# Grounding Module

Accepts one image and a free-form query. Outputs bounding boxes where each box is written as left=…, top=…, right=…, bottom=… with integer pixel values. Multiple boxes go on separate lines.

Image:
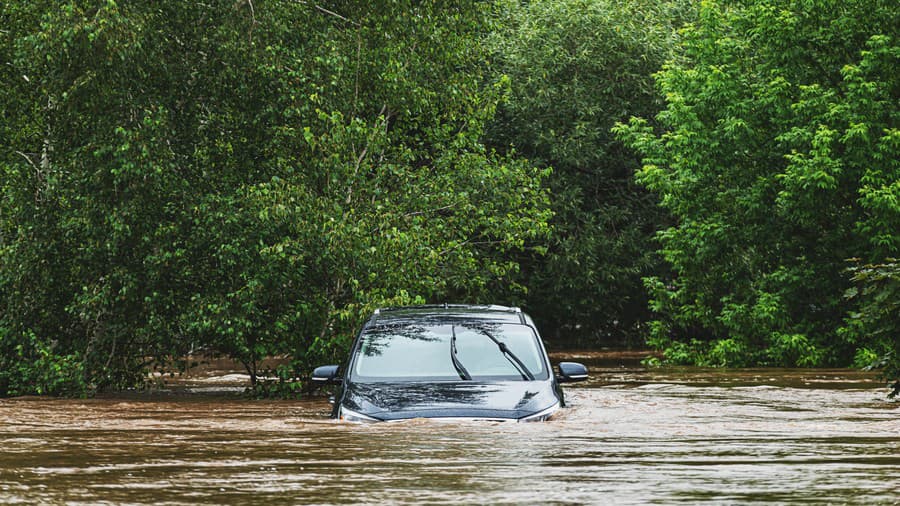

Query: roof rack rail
left=373, top=304, right=521, bottom=313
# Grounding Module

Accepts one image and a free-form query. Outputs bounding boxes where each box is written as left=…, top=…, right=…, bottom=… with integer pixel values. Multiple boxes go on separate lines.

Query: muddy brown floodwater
left=1, top=351, right=897, bottom=505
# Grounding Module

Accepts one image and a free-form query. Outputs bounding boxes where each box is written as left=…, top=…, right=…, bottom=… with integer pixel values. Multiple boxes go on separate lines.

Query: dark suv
left=312, top=305, right=588, bottom=422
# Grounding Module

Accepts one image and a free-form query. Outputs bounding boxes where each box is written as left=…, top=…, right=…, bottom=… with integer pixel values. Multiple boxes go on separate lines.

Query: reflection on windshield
left=453, top=326, right=540, bottom=379
left=352, top=323, right=547, bottom=381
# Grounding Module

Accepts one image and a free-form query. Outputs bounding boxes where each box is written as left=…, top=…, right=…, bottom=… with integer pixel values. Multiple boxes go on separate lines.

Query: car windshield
left=351, top=322, right=549, bottom=381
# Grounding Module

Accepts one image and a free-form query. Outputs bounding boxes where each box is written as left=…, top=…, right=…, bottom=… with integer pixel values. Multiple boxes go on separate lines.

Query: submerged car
left=312, top=305, right=588, bottom=422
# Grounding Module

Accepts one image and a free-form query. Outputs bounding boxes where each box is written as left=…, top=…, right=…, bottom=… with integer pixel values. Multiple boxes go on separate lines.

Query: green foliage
left=0, top=328, right=88, bottom=397
left=486, top=0, right=693, bottom=344
left=615, top=0, right=899, bottom=374
left=4, top=0, right=895, bottom=398
left=0, top=1, right=550, bottom=396
left=841, top=260, right=900, bottom=397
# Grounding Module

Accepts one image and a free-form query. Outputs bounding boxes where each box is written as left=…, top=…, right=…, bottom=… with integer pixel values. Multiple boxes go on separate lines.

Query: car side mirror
left=557, top=362, right=588, bottom=383
left=311, top=364, right=341, bottom=385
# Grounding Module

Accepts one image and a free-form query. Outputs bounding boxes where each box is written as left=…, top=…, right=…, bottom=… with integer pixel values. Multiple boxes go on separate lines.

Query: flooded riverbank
left=1, top=353, right=897, bottom=504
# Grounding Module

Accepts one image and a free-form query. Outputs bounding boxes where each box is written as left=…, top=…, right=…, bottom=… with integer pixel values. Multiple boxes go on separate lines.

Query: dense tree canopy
left=486, top=0, right=691, bottom=344
left=2, top=0, right=897, bottom=397
left=615, top=0, right=899, bottom=381
left=0, top=1, right=550, bottom=395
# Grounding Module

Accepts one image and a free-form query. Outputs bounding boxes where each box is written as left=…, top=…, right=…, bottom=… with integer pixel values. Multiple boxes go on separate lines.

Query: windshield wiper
left=480, top=330, right=535, bottom=381
left=450, top=325, right=472, bottom=380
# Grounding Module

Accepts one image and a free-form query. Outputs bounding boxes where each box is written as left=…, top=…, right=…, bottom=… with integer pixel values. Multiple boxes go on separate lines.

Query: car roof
left=370, top=304, right=529, bottom=325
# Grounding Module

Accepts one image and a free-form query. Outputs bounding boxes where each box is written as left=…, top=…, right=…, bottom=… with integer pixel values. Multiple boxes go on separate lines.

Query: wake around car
left=312, top=305, right=588, bottom=422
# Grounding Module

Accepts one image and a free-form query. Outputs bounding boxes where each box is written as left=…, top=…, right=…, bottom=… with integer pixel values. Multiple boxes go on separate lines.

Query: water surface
left=1, top=352, right=897, bottom=504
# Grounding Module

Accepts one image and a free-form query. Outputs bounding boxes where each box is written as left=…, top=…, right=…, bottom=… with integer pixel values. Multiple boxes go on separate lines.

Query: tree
left=486, top=0, right=692, bottom=345
left=615, top=0, right=899, bottom=373
left=0, top=1, right=550, bottom=396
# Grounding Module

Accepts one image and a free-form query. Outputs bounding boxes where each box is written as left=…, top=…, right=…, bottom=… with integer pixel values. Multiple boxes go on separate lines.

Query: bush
left=0, top=329, right=88, bottom=397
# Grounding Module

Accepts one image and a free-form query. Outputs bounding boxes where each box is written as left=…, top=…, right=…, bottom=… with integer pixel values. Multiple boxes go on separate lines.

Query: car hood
left=341, top=380, right=559, bottom=421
